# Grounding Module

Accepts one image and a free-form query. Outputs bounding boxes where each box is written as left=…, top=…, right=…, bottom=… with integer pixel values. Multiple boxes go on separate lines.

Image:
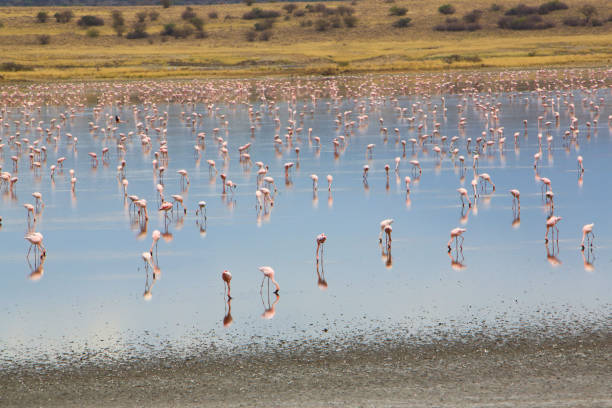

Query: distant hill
left=0, top=0, right=326, bottom=5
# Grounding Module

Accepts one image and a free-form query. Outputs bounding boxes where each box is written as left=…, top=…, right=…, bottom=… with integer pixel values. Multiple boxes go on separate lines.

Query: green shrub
left=161, top=0, right=171, bottom=8
left=283, top=4, right=298, bottom=14
left=538, top=0, right=568, bottom=14
left=0, top=62, right=34, bottom=71
left=149, top=11, right=160, bottom=21
left=259, top=30, right=272, bottom=41
left=38, top=34, right=51, bottom=44
left=463, top=9, right=483, bottom=23
left=77, top=15, right=104, bottom=27
left=498, top=15, right=554, bottom=29
left=343, top=15, right=358, bottom=27
left=392, top=17, right=412, bottom=27
left=54, top=10, right=74, bottom=23
left=505, top=4, right=538, bottom=16
left=245, top=29, right=257, bottom=41
left=208, top=11, right=218, bottom=19
left=254, top=18, right=274, bottom=31
left=389, top=6, right=407, bottom=16
left=438, top=4, right=456, bottom=15
left=36, top=11, right=48, bottom=23
left=126, top=21, right=148, bottom=39
left=136, top=12, right=148, bottom=23
left=243, top=8, right=281, bottom=20
left=181, top=7, right=196, bottom=21
left=314, top=18, right=330, bottom=31
left=86, top=28, right=99, bottom=38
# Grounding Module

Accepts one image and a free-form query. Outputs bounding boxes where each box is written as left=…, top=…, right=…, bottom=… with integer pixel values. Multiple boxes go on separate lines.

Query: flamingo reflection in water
left=261, top=292, right=280, bottom=320
left=447, top=247, right=466, bottom=271
left=581, top=247, right=595, bottom=273
left=545, top=241, right=561, bottom=267
left=142, top=251, right=162, bottom=300
left=223, top=297, right=234, bottom=327
left=315, top=234, right=328, bottom=290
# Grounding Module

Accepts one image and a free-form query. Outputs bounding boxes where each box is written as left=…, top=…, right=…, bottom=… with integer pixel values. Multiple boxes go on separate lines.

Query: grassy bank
left=0, top=0, right=610, bottom=80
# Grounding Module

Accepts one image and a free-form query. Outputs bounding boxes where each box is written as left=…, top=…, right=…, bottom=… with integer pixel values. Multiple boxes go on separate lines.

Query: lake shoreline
left=2, top=329, right=610, bottom=407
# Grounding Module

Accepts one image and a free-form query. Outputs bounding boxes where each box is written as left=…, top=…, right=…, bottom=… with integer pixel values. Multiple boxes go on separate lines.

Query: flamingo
left=316, top=233, right=326, bottom=260
left=378, top=219, right=393, bottom=243
left=457, top=188, right=471, bottom=207
left=222, top=269, right=232, bottom=299
left=447, top=227, right=466, bottom=251
left=25, top=232, right=46, bottom=259
left=580, top=223, right=594, bottom=250
left=545, top=216, right=562, bottom=243
left=258, top=266, right=280, bottom=294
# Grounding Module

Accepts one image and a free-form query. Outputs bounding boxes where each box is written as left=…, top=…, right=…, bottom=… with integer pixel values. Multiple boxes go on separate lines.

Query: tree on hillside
left=111, top=10, right=125, bottom=36
left=161, top=0, right=171, bottom=8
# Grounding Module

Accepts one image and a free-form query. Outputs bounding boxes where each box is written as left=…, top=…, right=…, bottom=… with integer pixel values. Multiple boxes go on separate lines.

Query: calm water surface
left=1, top=87, right=611, bottom=365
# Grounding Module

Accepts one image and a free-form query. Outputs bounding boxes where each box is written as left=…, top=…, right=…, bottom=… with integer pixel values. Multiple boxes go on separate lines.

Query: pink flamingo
left=577, top=156, right=584, bottom=173
left=222, top=269, right=232, bottom=299
left=580, top=223, right=594, bottom=250
left=409, top=160, right=421, bottom=175
left=457, top=187, right=471, bottom=207
left=327, top=174, right=333, bottom=191
left=25, top=232, right=46, bottom=259
left=545, top=215, right=562, bottom=243
left=509, top=189, right=520, bottom=209
left=150, top=229, right=161, bottom=256
left=379, top=219, right=393, bottom=242
left=316, top=233, right=326, bottom=260
left=447, top=227, right=466, bottom=252
left=258, top=266, right=280, bottom=294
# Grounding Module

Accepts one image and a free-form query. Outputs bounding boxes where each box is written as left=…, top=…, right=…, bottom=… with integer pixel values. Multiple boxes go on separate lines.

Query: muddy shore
left=2, top=328, right=610, bottom=408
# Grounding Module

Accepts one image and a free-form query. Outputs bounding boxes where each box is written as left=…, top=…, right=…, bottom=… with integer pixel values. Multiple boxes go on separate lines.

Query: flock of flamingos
left=0, top=69, right=608, bottom=317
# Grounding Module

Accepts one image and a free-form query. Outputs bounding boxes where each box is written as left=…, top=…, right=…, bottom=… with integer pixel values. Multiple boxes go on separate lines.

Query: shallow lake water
left=0, top=80, right=611, bottom=367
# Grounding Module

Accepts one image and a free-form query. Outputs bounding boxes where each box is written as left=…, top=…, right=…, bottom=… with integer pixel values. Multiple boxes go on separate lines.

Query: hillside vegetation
left=0, top=0, right=610, bottom=80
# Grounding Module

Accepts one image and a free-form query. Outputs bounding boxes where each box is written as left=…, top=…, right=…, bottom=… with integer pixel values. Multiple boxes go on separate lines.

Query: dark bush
left=0, top=62, right=34, bottom=71
left=283, top=4, right=298, bottom=14
left=77, top=15, right=104, bottom=27
left=254, top=18, right=274, bottom=31
left=54, top=10, right=74, bottom=23
left=505, top=4, right=538, bottom=16
left=208, top=11, right=218, bottom=19
left=343, top=15, right=358, bottom=27
left=562, top=16, right=583, bottom=26
left=161, top=0, right=171, bottom=8
left=463, top=9, right=483, bottom=23
left=438, top=4, right=456, bottom=15
left=126, top=21, right=148, bottom=39
left=591, top=18, right=603, bottom=26
left=314, top=18, right=330, bottom=31
left=294, top=10, right=305, bottom=17
left=36, top=11, right=48, bottom=23
left=538, top=0, right=568, bottom=14
left=334, top=6, right=355, bottom=16
left=160, top=23, right=192, bottom=38
left=389, top=6, right=407, bottom=16
left=299, top=19, right=313, bottom=27
left=259, top=30, right=272, bottom=41
left=38, top=34, right=50, bottom=44
left=136, top=12, right=147, bottom=23
left=435, top=18, right=481, bottom=31
left=190, top=16, right=204, bottom=31
left=245, top=30, right=257, bottom=41
left=181, top=7, right=196, bottom=21
left=244, top=0, right=254, bottom=5
left=498, top=14, right=554, bottom=29
left=490, top=4, right=503, bottom=11
left=329, top=16, right=342, bottom=28
left=243, top=8, right=280, bottom=20
left=392, top=17, right=412, bottom=27
left=149, top=11, right=160, bottom=21
left=442, top=54, right=482, bottom=63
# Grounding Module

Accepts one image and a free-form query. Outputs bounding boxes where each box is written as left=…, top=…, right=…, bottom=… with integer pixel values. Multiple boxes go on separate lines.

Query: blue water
left=0, top=84, right=610, bottom=364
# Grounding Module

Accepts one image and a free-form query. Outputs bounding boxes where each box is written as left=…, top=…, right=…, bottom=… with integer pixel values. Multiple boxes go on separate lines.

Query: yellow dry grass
left=0, top=0, right=610, bottom=80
